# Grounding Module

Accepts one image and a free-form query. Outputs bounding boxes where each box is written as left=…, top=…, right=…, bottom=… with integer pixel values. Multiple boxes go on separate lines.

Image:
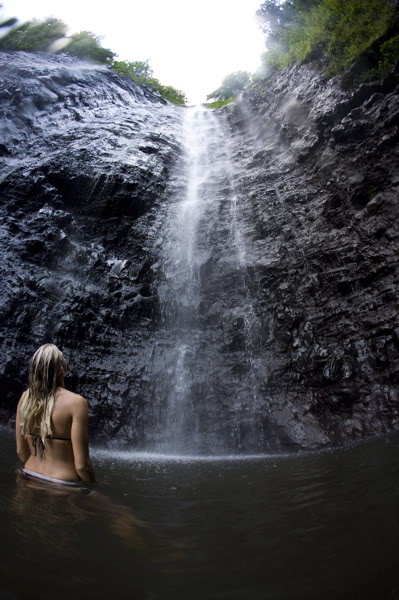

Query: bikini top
left=27, top=433, right=71, bottom=458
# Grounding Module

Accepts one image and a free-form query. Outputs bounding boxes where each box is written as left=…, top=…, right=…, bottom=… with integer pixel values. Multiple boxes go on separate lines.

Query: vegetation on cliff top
left=257, top=0, right=399, bottom=78
left=204, top=98, right=236, bottom=109
left=205, top=0, right=399, bottom=107
left=0, top=14, right=187, bottom=105
left=112, top=60, right=186, bottom=106
left=205, top=71, right=250, bottom=109
left=207, top=71, right=250, bottom=102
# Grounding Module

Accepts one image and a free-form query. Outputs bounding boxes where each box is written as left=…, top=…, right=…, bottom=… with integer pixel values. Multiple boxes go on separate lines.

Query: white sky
left=2, top=0, right=266, bottom=104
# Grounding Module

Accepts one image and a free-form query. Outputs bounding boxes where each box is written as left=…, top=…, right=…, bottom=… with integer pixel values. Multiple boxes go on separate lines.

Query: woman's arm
left=71, top=395, right=96, bottom=483
left=16, top=393, right=31, bottom=463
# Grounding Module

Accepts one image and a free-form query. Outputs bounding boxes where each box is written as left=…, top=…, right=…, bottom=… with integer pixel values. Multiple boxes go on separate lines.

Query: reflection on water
left=12, top=474, right=149, bottom=554
left=2, top=431, right=399, bottom=599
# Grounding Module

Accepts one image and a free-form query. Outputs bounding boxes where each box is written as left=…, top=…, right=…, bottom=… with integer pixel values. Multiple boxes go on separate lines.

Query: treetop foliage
left=257, top=0, right=399, bottom=77
left=204, top=97, right=236, bottom=109
left=207, top=71, right=250, bottom=101
left=112, top=60, right=153, bottom=79
left=64, top=31, right=115, bottom=64
left=0, top=17, right=68, bottom=52
left=112, top=59, right=187, bottom=105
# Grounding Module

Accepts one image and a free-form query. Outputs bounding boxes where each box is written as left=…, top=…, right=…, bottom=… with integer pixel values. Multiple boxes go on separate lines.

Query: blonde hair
left=19, top=344, right=66, bottom=442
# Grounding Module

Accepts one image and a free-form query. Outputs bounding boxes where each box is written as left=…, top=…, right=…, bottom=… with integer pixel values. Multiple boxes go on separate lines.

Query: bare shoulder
left=17, top=389, right=29, bottom=408
left=58, top=389, right=88, bottom=412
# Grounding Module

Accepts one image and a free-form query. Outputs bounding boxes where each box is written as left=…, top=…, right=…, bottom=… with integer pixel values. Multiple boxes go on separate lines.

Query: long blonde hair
left=19, top=344, right=66, bottom=442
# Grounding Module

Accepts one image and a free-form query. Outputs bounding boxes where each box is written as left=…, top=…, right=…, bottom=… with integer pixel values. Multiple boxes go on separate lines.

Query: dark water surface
left=2, top=430, right=399, bottom=600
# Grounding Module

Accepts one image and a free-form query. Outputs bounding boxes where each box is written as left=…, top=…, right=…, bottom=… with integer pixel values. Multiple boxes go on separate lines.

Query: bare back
left=17, top=387, right=95, bottom=483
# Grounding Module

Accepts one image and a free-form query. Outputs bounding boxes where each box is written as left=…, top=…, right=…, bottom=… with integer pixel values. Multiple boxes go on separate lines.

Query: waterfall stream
left=146, top=106, right=264, bottom=454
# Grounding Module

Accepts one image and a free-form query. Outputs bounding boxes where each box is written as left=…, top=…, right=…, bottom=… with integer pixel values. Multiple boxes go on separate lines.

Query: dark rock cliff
left=225, top=59, right=399, bottom=447
left=1, top=51, right=398, bottom=451
left=0, top=52, right=183, bottom=441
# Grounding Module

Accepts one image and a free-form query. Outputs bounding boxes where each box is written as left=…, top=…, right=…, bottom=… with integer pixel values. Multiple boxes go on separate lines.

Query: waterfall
left=146, top=105, right=264, bottom=454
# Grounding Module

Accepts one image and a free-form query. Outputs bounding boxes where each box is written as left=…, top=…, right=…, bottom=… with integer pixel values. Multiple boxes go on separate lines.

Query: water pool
left=2, top=431, right=399, bottom=599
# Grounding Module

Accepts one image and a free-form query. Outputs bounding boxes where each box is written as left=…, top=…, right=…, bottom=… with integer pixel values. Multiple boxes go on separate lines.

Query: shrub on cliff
left=0, top=17, right=68, bottom=52
left=157, top=84, right=187, bottom=106
left=207, top=71, right=250, bottom=101
left=112, top=59, right=152, bottom=79
left=111, top=59, right=187, bottom=105
left=0, top=17, right=115, bottom=63
left=374, top=34, right=399, bottom=77
left=258, top=0, right=398, bottom=76
left=63, top=31, right=115, bottom=64
left=205, top=98, right=236, bottom=109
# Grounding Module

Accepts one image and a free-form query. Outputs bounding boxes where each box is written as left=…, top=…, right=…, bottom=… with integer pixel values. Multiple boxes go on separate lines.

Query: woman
left=16, top=343, right=96, bottom=486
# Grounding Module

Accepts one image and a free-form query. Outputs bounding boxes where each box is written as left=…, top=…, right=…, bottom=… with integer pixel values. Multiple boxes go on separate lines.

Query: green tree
left=0, top=18, right=114, bottom=64
left=0, top=17, right=67, bottom=51
left=257, top=0, right=321, bottom=47
left=156, top=84, right=187, bottom=105
left=111, top=59, right=187, bottom=105
left=112, top=59, right=153, bottom=80
left=258, top=0, right=397, bottom=75
left=64, top=31, right=115, bottom=63
left=375, top=34, right=399, bottom=76
left=207, top=71, right=251, bottom=101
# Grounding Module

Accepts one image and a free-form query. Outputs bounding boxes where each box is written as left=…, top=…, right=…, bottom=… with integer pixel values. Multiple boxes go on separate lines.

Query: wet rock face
left=2, top=51, right=399, bottom=451
left=0, top=52, right=182, bottom=440
left=224, top=60, right=399, bottom=447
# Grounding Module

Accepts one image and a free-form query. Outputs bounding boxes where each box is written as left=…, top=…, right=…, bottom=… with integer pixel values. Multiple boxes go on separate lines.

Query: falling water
left=148, top=105, right=263, bottom=454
